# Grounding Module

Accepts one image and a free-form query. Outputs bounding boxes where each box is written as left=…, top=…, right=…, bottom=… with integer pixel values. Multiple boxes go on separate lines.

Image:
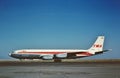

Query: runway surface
left=0, top=60, right=120, bottom=78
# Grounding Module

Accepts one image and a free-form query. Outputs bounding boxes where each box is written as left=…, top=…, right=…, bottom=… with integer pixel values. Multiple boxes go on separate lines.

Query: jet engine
left=56, top=53, right=67, bottom=58
left=42, top=55, right=53, bottom=60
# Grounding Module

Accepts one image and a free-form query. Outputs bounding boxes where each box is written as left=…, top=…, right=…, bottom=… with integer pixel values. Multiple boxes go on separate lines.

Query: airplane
left=9, top=36, right=109, bottom=62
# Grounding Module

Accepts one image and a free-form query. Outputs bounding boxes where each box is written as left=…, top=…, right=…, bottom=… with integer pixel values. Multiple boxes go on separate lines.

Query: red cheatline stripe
left=18, top=51, right=92, bottom=56
left=18, top=52, right=66, bottom=54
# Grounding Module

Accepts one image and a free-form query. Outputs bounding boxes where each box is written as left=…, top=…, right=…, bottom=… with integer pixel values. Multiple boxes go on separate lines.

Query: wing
left=67, top=51, right=93, bottom=59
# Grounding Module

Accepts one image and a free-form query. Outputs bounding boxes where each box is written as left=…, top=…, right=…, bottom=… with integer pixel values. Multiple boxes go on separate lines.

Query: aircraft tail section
left=89, top=36, right=105, bottom=53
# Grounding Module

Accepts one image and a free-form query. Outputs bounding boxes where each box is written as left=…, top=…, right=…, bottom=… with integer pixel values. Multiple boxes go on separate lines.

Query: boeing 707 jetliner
left=9, top=36, right=109, bottom=62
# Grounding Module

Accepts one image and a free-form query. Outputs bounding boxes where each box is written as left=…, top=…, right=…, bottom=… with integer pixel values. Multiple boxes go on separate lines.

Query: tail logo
left=93, top=44, right=102, bottom=48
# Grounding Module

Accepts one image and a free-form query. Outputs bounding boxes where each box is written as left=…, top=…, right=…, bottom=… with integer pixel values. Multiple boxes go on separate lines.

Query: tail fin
left=89, top=36, right=105, bottom=52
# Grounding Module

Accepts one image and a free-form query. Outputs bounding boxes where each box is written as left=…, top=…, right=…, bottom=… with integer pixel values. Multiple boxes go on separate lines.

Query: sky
left=0, top=0, right=120, bottom=59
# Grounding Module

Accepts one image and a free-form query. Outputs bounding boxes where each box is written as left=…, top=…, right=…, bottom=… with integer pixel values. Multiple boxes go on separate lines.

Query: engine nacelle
left=42, top=55, right=53, bottom=60
left=56, top=53, right=67, bottom=58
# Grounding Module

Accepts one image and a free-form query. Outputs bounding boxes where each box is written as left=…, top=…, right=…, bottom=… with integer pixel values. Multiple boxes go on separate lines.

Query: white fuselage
left=9, top=49, right=92, bottom=60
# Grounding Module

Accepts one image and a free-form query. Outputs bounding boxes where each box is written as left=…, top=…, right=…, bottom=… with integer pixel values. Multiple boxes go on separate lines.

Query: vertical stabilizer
left=89, top=36, right=104, bottom=52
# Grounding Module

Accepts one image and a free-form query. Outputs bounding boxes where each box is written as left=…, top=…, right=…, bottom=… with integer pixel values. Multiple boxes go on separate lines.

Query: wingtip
left=108, top=49, right=112, bottom=51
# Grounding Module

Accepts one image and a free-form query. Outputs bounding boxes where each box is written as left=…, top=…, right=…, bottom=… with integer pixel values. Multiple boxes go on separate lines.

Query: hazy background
left=0, top=0, right=120, bottom=59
